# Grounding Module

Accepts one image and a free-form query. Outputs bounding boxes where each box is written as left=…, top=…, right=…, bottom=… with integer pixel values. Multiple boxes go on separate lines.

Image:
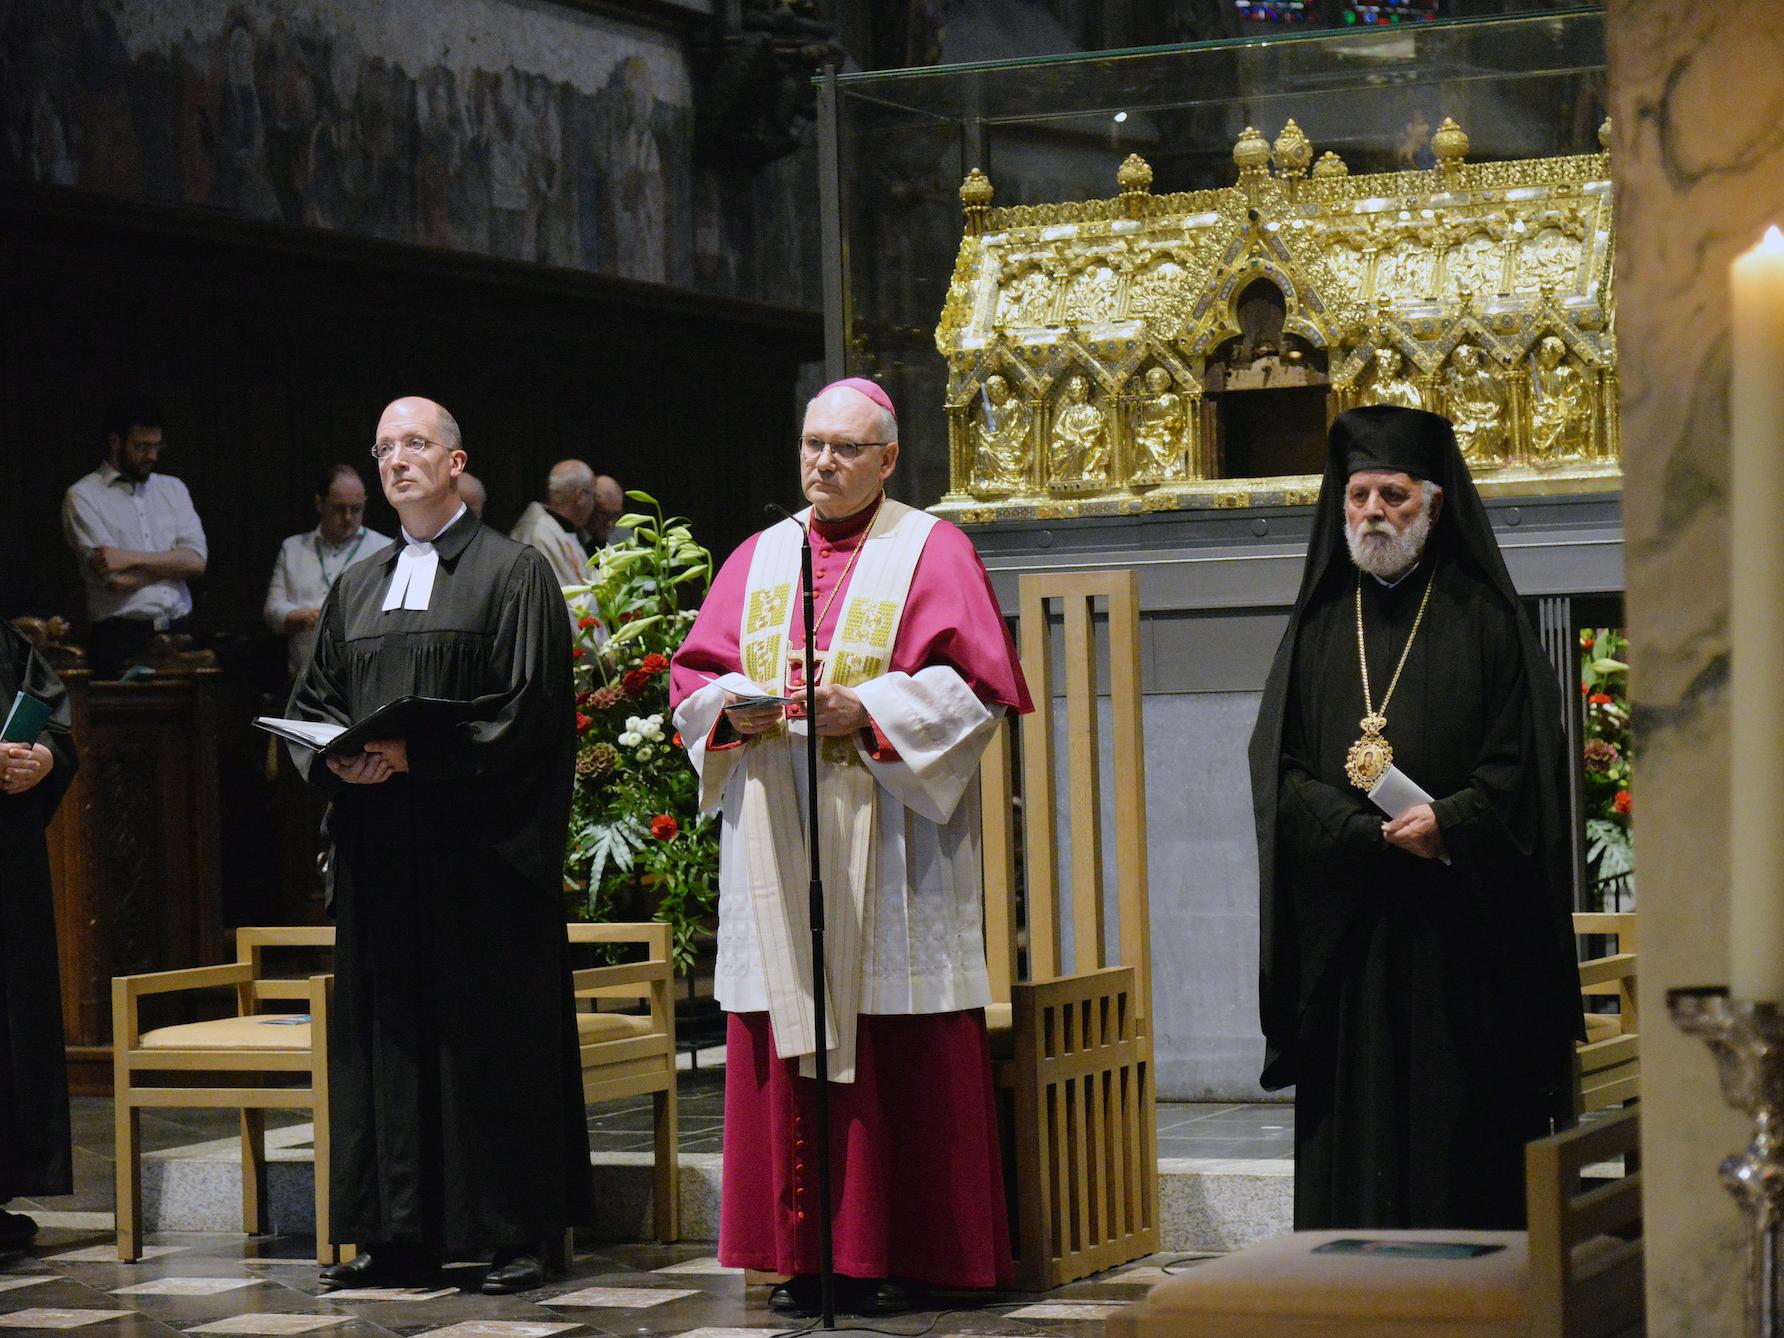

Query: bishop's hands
left=326, top=739, right=409, bottom=785
left=1382, top=802, right=1447, bottom=861
left=722, top=685, right=871, bottom=739
left=0, top=742, right=52, bottom=795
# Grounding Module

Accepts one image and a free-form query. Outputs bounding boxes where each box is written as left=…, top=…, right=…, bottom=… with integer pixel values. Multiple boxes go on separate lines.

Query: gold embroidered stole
left=733, top=499, right=936, bottom=1081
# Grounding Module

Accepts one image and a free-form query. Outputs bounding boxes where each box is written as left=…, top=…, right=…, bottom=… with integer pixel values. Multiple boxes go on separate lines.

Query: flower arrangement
left=562, top=492, right=718, bottom=971
left=1579, top=627, right=1633, bottom=906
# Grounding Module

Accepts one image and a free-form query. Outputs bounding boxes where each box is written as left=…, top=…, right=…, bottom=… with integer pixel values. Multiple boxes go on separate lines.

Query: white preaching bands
left=381, top=503, right=467, bottom=613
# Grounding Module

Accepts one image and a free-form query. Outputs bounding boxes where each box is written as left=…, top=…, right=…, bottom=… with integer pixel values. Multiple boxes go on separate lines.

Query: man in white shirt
left=509, top=460, right=596, bottom=587
left=61, top=397, right=209, bottom=678
left=264, top=464, right=393, bottom=678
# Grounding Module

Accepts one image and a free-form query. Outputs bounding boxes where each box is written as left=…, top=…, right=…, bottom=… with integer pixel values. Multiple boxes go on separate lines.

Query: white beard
left=1346, top=494, right=1436, bottom=581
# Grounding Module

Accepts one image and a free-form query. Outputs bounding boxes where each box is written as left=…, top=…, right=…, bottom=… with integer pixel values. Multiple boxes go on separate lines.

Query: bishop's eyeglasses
left=371, top=435, right=448, bottom=461
left=798, top=437, right=888, bottom=463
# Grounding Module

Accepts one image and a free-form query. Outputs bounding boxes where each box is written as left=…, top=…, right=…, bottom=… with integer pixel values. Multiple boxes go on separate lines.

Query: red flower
left=571, top=647, right=585, bottom=659
left=1580, top=681, right=1590, bottom=696
left=1588, top=692, right=1614, bottom=707
left=577, top=615, right=600, bottom=630
left=622, top=667, right=653, bottom=697
left=1580, top=631, right=1595, bottom=650
left=672, top=731, right=683, bottom=749
left=1613, top=790, right=1632, bottom=817
left=640, top=652, right=670, bottom=675
left=650, top=814, right=679, bottom=841
left=575, top=689, right=595, bottom=708
left=575, top=712, right=593, bottom=734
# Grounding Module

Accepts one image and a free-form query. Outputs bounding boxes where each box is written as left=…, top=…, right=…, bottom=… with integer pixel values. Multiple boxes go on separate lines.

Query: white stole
left=734, top=499, right=936, bottom=1081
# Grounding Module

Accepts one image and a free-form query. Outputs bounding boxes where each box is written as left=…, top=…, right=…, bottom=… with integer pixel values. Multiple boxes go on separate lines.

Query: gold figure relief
left=1324, top=243, right=1367, bottom=297
left=1443, top=343, right=1510, bottom=467
left=744, top=585, right=790, bottom=636
left=1062, top=265, right=1120, bottom=326
left=1130, top=367, right=1191, bottom=482
left=839, top=598, right=901, bottom=651
left=1374, top=241, right=1436, bottom=301
left=1125, top=262, right=1195, bottom=325
left=1444, top=231, right=1503, bottom=299
left=1362, top=348, right=1423, bottom=409
left=1048, top=375, right=1111, bottom=489
left=971, top=374, right=1035, bottom=495
left=997, top=269, right=1057, bottom=328
left=1516, top=227, right=1584, bottom=293
left=1527, top=334, right=1592, bottom=464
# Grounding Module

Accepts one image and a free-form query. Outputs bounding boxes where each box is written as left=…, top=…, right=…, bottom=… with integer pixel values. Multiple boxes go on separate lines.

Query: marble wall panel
left=1606, top=2, right=1784, bottom=1330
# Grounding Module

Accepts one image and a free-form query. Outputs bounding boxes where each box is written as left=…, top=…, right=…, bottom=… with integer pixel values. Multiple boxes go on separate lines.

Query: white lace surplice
left=674, top=664, right=1001, bottom=1016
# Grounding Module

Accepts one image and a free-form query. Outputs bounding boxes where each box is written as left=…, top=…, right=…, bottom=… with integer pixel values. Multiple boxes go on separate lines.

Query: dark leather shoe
left=0, top=1210, right=38, bottom=1248
left=318, top=1248, right=434, bottom=1289
left=849, top=1278, right=919, bottom=1315
left=768, top=1275, right=821, bottom=1317
left=481, top=1251, right=545, bottom=1295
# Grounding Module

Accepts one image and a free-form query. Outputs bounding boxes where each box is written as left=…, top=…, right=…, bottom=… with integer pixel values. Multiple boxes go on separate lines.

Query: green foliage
left=1579, top=627, right=1634, bottom=905
left=561, top=492, right=718, bottom=972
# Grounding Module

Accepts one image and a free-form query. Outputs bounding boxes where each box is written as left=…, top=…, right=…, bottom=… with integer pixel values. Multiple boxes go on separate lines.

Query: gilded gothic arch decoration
left=935, top=117, right=1618, bottom=523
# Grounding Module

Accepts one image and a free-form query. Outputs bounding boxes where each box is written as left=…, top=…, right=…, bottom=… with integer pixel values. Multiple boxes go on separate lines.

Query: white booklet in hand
left=254, top=717, right=346, bottom=750
left=1367, top=764, right=1452, bottom=866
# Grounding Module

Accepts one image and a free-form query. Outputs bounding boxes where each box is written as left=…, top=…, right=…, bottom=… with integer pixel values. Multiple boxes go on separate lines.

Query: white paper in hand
left=1367, top=764, right=1452, bottom=865
left=254, top=716, right=346, bottom=750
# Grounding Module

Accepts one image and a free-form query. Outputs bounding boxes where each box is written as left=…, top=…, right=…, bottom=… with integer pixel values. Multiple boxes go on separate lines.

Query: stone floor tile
left=1003, top=1300, right=1129, bottom=1320
left=185, top=1317, right=352, bottom=1334
left=112, top=1277, right=271, bottom=1296
left=540, top=1285, right=699, bottom=1308
left=0, top=1307, right=140, bottom=1328
left=411, top=1324, right=581, bottom=1337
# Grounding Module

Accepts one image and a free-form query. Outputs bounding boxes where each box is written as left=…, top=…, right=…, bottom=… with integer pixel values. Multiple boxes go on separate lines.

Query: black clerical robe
left=1275, top=558, right=1575, bottom=1231
left=0, top=624, right=77, bottom=1202
left=289, top=512, right=593, bottom=1253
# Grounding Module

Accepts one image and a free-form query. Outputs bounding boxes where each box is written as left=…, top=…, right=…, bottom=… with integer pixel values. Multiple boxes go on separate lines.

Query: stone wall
left=1607, top=2, right=1784, bottom=1330
left=0, top=0, right=819, bottom=306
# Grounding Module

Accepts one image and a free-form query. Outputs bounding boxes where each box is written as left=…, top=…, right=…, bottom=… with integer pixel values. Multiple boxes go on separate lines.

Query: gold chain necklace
left=1344, top=563, right=1438, bottom=790
left=800, top=492, right=884, bottom=652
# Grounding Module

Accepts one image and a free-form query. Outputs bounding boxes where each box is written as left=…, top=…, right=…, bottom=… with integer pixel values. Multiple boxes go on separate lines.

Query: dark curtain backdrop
left=1, top=184, right=822, bottom=639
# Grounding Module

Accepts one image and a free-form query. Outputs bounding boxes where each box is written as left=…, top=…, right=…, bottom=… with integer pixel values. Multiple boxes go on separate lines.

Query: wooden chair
left=113, top=926, right=337, bottom=1263
left=1109, top=1107, right=1644, bottom=1338
left=982, top=569, right=1158, bottom=1291
left=1574, top=912, right=1638, bottom=1113
left=567, top=921, right=680, bottom=1242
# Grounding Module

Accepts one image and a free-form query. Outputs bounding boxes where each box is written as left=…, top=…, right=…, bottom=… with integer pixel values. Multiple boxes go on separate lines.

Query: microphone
left=764, top=501, right=807, bottom=532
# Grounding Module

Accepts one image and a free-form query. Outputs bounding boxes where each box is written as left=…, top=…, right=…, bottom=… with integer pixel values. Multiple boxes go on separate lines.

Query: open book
left=255, top=695, right=474, bottom=758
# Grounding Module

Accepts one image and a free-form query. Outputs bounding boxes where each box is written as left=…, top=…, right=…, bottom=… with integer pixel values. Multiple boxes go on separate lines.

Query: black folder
left=254, top=695, right=476, bottom=758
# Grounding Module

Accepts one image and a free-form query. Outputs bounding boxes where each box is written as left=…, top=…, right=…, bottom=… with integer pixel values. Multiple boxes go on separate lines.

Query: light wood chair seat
left=575, top=1011, right=655, bottom=1044
left=1110, top=1108, right=1643, bottom=1338
left=139, top=1016, right=313, bottom=1050
left=1573, top=913, right=1638, bottom=1114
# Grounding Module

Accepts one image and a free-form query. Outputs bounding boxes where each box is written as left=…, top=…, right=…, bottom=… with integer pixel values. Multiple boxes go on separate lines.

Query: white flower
left=640, top=720, right=664, bottom=742
left=625, top=715, right=644, bottom=732
left=618, top=731, right=640, bottom=748
left=647, top=713, right=663, bottom=727
left=636, top=745, right=654, bottom=760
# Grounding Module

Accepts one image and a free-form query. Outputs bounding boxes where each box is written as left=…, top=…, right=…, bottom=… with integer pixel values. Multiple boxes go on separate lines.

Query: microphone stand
left=766, top=503, right=836, bottom=1329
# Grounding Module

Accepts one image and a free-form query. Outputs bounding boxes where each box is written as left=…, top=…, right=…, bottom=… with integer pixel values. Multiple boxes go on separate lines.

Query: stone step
left=133, top=1129, right=1292, bottom=1253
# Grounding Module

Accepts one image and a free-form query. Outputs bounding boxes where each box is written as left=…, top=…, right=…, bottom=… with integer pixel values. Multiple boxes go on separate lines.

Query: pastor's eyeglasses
left=370, top=436, right=448, bottom=461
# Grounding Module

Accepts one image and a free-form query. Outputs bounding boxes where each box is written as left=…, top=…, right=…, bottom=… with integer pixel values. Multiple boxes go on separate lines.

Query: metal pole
left=817, top=64, right=847, bottom=384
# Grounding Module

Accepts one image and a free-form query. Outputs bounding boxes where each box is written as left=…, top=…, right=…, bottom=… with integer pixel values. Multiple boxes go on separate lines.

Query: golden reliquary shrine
left=932, top=116, right=1617, bottom=523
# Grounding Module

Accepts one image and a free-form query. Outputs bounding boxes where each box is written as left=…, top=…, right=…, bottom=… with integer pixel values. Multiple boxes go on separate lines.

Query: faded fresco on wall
left=0, top=0, right=819, bottom=306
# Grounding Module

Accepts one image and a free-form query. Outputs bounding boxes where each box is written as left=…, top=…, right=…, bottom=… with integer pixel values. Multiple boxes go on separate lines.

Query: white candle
left=1730, top=224, right=1784, bottom=1000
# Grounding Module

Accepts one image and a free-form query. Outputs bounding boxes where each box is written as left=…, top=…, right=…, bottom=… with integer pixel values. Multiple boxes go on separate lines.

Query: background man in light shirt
left=264, top=463, right=393, bottom=678
left=61, top=395, right=209, bottom=678
left=510, top=459, right=597, bottom=587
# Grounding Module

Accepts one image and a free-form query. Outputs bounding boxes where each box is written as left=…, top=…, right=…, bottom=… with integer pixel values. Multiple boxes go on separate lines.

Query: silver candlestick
left=1668, top=986, right=1784, bottom=1338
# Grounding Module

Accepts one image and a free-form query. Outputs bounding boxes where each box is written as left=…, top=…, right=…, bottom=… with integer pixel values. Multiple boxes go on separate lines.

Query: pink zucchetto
left=821, top=377, right=896, bottom=421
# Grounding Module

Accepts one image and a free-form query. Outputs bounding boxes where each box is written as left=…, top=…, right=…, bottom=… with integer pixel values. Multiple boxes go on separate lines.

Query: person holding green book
left=0, top=621, right=79, bottom=1247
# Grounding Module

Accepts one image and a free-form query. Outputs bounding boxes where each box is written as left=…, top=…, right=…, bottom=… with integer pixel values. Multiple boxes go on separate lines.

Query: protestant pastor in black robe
left=1247, top=406, right=1582, bottom=1231
left=0, top=623, right=78, bottom=1210
left=289, top=509, right=594, bottom=1254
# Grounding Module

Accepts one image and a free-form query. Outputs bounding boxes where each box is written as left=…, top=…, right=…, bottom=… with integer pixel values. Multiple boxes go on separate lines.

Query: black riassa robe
left=288, top=511, right=594, bottom=1253
left=0, top=623, right=78, bottom=1203
left=1275, top=558, right=1575, bottom=1230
